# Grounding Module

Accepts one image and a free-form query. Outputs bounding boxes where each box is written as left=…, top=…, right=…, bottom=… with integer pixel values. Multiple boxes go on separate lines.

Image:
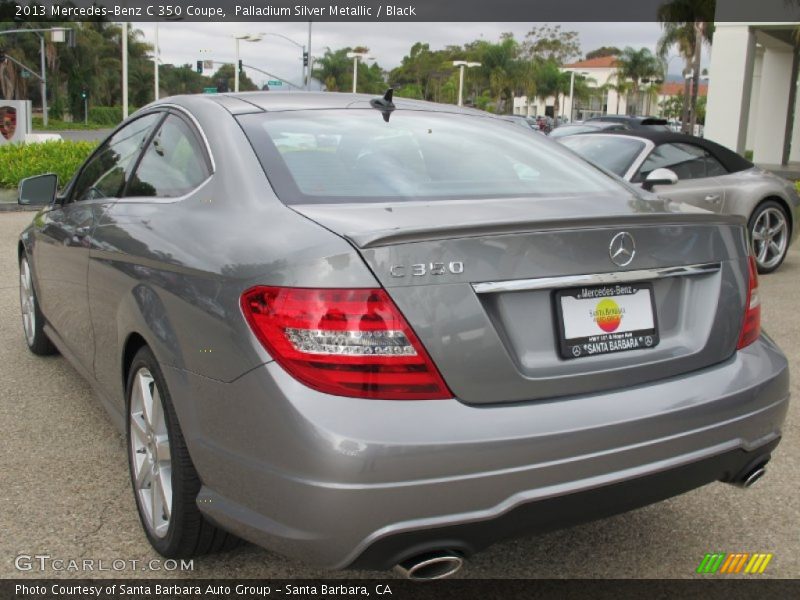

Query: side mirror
left=18, top=174, right=58, bottom=206
left=642, top=168, right=678, bottom=191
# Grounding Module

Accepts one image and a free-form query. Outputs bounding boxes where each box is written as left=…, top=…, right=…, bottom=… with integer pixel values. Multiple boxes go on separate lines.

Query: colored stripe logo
left=697, top=553, right=773, bottom=574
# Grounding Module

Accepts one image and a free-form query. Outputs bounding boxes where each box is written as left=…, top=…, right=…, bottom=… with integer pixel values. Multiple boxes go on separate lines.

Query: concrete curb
left=0, top=204, right=37, bottom=212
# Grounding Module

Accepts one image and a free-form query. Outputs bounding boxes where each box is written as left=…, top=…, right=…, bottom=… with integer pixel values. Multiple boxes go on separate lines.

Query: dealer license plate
left=555, top=283, right=659, bottom=360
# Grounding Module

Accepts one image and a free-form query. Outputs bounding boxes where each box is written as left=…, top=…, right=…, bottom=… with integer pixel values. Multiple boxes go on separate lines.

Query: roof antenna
left=370, top=88, right=395, bottom=122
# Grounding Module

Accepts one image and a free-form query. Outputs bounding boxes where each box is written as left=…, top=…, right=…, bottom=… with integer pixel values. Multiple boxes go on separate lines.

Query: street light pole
left=233, top=34, right=264, bottom=93
left=301, top=44, right=306, bottom=91
left=39, top=34, right=47, bottom=127
left=122, top=22, right=128, bottom=119
left=306, top=21, right=312, bottom=90
left=234, top=36, right=240, bottom=93
left=452, top=61, right=481, bottom=107
left=154, top=23, right=159, bottom=101
left=568, top=70, right=575, bottom=123
left=346, top=51, right=370, bottom=93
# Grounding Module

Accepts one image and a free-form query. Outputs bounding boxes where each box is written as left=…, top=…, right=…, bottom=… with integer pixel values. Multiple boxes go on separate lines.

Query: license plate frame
left=554, top=282, right=660, bottom=360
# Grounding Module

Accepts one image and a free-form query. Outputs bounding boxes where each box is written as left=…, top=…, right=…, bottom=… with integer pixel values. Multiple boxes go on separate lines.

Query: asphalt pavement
left=1, top=210, right=798, bottom=579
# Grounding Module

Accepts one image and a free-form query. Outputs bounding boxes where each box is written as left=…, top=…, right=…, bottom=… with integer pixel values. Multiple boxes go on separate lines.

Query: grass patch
left=32, top=117, right=111, bottom=131
left=796, top=181, right=800, bottom=194
left=0, top=141, right=97, bottom=188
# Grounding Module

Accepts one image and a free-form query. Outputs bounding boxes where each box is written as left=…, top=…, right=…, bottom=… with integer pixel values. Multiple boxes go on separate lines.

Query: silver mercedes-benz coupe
left=17, top=92, right=789, bottom=580
left=558, top=131, right=800, bottom=274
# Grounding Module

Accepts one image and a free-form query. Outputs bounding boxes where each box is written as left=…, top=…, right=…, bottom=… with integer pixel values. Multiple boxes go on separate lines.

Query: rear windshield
left=560, top=135, right=646, bottom=177
left=238, top=109, right=624, bottom=204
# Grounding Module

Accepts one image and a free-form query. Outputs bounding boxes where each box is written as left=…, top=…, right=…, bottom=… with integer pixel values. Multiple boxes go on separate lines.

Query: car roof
left=598, top=130, right=755, bottom=173
left=587, top=115, right=666, bottom=124
left=152, top=91, right=493, bottom=118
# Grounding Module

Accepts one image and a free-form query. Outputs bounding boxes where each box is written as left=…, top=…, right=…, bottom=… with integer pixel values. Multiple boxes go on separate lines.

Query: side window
left=635, top=143, right=727, bottom=182
left=125, top=115, right=211, bottom=198
left=703, top=152, right=729, bottom=177
left=69, top=113, right=161, bottom=203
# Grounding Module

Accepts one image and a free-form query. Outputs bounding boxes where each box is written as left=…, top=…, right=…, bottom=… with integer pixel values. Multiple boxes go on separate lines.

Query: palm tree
left=615, top=47, right=664, bottom=115
left=477, top=36, right=519, bottom=113
left=657, top=0, right=715, bottom=133
left=601, top=78, right=631, bottom=115
left=532, top=60, right=564, bottom=120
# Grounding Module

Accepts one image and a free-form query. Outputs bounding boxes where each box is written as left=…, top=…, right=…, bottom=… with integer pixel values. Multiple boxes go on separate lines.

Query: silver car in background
left=559, top=131, right=800, bottom=273
left=17, top=93, right=789, bottom=579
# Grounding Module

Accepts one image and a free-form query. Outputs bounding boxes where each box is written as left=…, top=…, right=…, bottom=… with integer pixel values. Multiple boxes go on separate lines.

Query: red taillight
left=241, top=287, right=452, bottom=400
left=737, top=255, right=761, bottom=349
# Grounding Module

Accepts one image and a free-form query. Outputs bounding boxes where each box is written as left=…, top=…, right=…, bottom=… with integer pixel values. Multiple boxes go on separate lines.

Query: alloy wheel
left=129, top=367, right=173, bottom=538
left=751, top=207, right=788, bottom=272
left=19, top=259, right=35, bottom=347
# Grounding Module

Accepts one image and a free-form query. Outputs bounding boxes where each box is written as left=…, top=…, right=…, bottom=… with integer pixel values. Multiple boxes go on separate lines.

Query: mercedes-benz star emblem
left=609, top=232, right=636, bottom=267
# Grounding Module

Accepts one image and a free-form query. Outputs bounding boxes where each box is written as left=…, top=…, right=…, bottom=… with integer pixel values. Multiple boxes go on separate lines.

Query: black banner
left=3, top=579, right=800, bottom=600
left=1, top=0, right=800, bottom=22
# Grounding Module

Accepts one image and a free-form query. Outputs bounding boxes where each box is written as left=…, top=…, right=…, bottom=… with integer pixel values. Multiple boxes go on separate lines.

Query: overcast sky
left=137, top=21, right=705, bottom=88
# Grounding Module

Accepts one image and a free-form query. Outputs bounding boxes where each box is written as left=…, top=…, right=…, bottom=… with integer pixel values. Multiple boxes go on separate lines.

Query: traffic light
left=238, top=59, right=243, bottom=72
left=80, top=89, right=88, bottom=100
left=196, top=60, right=203, bottom=74
left=303, top=52, right=309, bottom=67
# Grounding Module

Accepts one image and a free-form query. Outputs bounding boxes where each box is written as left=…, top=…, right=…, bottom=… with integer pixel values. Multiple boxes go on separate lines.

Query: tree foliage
left=657, top=0, right=715, bottom=131
left=0, top=21, right=258, bottom=121
left=389, top=27, right=584, bottom=114
left=585, top=46, right=622, bottom=60
left=312, top=46, right=386, bottom=94
left=614, top=47, right=664, bottom=115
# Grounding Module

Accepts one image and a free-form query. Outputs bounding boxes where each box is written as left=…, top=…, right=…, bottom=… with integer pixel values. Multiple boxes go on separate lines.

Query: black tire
left=19, top=255, right=58, bottom=356
left=748, top=200, right=790, bottom=274
left=126, top=346, right=241, bottom=557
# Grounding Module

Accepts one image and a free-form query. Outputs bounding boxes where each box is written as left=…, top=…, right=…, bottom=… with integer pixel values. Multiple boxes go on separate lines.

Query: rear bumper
left=349, top=437, right=780, bottom=570
left=162, top=334, right=789, bottom=570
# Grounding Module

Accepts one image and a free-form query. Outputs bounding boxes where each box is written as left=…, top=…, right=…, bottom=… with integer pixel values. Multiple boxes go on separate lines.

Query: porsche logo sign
left=0, top=106, right=17, bottom=141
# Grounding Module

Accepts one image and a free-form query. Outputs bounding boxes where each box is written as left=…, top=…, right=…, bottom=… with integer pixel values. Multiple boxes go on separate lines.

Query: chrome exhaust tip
left=393, top=551, right=464, bottom=580
left=738, top=465, right=767, bottom=488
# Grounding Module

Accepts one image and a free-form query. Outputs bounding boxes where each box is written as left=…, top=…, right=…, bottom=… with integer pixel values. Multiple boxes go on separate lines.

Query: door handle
left=704, top=194, right=721, bottom=203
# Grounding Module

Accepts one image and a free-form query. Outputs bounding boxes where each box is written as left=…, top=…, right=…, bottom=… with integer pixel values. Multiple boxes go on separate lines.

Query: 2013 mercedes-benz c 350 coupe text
left=17, top=91, right=789, bottom=580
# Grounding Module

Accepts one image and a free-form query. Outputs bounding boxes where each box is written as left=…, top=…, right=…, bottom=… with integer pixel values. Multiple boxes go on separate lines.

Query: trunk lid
left=292, top=195, right=751, bottom=404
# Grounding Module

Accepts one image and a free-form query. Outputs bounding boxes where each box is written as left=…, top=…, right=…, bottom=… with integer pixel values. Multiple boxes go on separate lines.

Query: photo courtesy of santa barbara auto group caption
left=1, top=0, right=799, bottom=599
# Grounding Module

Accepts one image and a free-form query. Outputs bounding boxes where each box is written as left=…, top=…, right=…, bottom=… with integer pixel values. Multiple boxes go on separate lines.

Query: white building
left=705, top=20, right=799, bottom=170
left=513, top=56, right=701, bottom=122
left=513, top=56, right=629, bottom=120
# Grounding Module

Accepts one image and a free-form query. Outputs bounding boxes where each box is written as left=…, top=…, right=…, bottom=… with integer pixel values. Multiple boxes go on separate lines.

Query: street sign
left=268, top=80, right=283, bottom=86
left=203, top=87, right=218, bottom=94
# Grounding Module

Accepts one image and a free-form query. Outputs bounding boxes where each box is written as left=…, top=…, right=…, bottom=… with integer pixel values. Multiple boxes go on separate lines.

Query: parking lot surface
left=1, top=209, right=798, bottom=579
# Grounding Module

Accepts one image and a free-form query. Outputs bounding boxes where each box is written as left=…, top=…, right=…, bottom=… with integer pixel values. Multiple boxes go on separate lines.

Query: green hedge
left=0, top=141, right=97, bottom=188
left=32, top=117, right=110, bottom=131
left=87, top=106, right=137, bottom=126
left=88, top=106, right=123, bottom=126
